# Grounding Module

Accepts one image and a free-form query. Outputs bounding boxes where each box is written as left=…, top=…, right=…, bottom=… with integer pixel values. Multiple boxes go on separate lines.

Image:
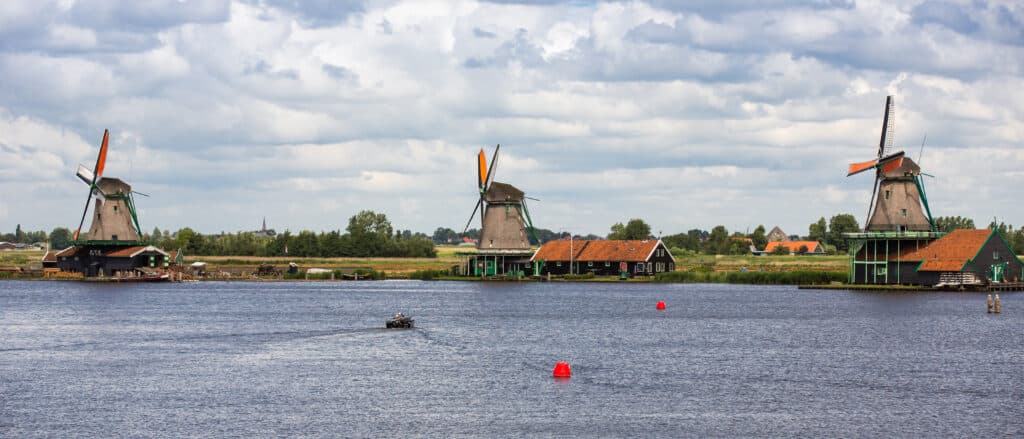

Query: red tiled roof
left=531, top=240, right=578, bottom=261
left=765, top=241, right=823, bottom=253
left=105, top=246, right=147, bottom=257
left=903, top=229, right=992, bottom=272
left=55, top=246, right=81, bottom=258
left=532, top=240, right=669, bottom=262
left=577, top=240, right=663, bottom=262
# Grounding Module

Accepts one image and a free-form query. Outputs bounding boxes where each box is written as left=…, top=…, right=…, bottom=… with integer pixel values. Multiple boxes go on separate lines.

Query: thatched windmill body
left=460, top=145, right=539, bottom=276
left=846, top=96, right=936, bottom=233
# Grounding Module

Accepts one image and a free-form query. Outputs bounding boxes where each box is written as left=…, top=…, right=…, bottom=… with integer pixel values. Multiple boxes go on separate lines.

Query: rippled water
left=1, top=280, right=1021, bottom=437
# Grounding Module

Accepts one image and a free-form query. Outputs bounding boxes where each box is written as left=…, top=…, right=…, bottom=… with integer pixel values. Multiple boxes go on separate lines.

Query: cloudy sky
left=1, top=0, right=1022, bottom=237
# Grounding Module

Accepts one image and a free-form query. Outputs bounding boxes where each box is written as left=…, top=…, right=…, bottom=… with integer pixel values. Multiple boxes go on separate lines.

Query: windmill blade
left=76, top=164, right=95, bottom=185
left=482, top=144, right=500, bottom=191
left=94, top=129, right=109, bottom=178
left=525, top=196, right=540, bottom=201
left=477, top=149, right=487, bottom=190
left=917, top=133, right=927, bottom=164
left=877, top=96, right=895, bottom=160
left=132, top=191, right=150, bottom=197
left=865, top=176, right=880, bottom=228
left=847, top=159, right=878, bottom=176
left=72, top=130, right=110, bottom=241
left=72, top=191, right=94, bottom=241
left=462, top=199, right=482, bottom=234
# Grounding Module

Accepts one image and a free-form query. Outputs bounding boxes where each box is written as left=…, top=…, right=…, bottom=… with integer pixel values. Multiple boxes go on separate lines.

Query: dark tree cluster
left=152, top=210, right=436, bottom=258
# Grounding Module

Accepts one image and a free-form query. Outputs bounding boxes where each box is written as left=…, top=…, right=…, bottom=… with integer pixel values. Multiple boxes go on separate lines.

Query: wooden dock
left=987, top=282, right=1024, bottom=292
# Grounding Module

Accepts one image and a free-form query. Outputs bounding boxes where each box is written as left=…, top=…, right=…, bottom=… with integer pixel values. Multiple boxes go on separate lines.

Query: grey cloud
left=473, top=27, right=497, bottom=39
left=322, top=63, right=357, bottom=81
left=912, top=1, right=980, bottom=34
left=249, top=0, right=365, bottom=27
left=68, top=0, right=231, bottom=31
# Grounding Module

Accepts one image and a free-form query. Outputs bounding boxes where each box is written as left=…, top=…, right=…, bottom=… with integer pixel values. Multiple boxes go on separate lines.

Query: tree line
left=9, top=213, right=1024, bottom=258
left=11, top=211, right=436, bottom=258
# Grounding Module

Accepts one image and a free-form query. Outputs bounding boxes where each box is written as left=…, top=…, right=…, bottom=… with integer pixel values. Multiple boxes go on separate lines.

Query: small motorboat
left=386, top=313, right=414, bottom=329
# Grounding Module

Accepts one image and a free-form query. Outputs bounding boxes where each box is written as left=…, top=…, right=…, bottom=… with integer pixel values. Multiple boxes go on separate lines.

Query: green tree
left=808, top=217, right=827, bottom=244
left=152, top=227, right=163, bottom=244
left=771, top=244, right=791, bottom=255
left=346, top=210, right=394, bottom=257
left=704, top=225, right=730, bottom=254
left=608, top=218, right=652, bottom=240
left=749, top=225, right=768, bottom=250
left=14, top=224, right=24, bottom=243
left=49, top=227, right=72, bottom=250
left=432, top=227, right=458, bottom=244
left=934, top=216, right=975, bottom=233
left=827, top=214, right=860, bottom=252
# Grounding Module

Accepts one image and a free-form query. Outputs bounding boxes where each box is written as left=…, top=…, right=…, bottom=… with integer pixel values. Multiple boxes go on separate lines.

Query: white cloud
left=0, top=0, right=1020, bottom=237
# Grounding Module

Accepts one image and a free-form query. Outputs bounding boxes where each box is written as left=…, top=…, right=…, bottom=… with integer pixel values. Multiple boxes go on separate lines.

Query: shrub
left=409, top=269, right=450, bottom=280
left=654, top=270, right=846, bottom=285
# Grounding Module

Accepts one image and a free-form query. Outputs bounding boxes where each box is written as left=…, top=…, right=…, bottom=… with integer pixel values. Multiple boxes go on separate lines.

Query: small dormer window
left=885, top=190, right=891, bottom=200
left=112, top=235, right=118, bottom=241
left=993, top=251, right=1000, bottom=260
left=901, top=209, right=907, bottom=217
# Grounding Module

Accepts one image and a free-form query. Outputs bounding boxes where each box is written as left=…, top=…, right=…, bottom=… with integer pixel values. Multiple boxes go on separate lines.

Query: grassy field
left=0, top=250, right=46, bottom=267
left=181, top=245, right=476, bottom=275
left=673, top=254, right=850, bottom=272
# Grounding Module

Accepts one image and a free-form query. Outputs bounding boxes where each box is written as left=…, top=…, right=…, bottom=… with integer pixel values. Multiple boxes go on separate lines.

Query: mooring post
left=988, top=294, right=994, bottom=313
left=994, top=294, right=1002, bottom=314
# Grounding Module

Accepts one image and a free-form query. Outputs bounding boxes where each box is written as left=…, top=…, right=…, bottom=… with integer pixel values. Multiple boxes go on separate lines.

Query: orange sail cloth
left=847, top=159, right=877, bottom=176
left=880, top=157, right=904, bottom=174
left=477, top=149, right=488, bottom=188
left=95, top=129, right=109, bottom=178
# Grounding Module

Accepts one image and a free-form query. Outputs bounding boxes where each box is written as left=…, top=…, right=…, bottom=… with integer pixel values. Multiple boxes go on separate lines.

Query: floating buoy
left=553, top=362, right=571, bottom=378
left=656, top=301, right=666, bottom=310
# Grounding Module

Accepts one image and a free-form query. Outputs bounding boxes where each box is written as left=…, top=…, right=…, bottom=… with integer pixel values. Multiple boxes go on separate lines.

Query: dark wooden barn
left=851, top=229, right=1023, bottom=286
left=531, top=239, right=675, bottom=277
left=54, top=245, right=171, bottom=277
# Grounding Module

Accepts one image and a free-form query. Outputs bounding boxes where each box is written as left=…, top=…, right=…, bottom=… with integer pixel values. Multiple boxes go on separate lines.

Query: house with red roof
left=853, top=228, right=1023, bottom=286
left=531, top=239, right=675, bottom=277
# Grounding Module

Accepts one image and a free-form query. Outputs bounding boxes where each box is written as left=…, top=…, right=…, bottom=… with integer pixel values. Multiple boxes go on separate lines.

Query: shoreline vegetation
left=0, top=245, right=983, bottom=289
left=4, top=246, right=853, bottom=285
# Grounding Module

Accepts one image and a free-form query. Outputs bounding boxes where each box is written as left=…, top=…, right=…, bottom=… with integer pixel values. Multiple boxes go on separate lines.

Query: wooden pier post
left=994, top=294, right=1002, bottom=314
left=987, top=294, right=994, bottom=313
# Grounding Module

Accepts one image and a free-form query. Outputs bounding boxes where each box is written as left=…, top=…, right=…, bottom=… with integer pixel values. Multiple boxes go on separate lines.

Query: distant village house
left=764, top=241, right=826, bottom=255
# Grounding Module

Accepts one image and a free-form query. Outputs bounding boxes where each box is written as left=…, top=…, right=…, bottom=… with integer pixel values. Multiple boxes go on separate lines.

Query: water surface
left=1, top=281, right=1021, bottom=437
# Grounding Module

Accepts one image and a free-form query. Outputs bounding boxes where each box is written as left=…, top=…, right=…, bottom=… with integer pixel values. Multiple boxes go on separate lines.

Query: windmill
left=846, top=96, right=936, bottom=233
left=72, top=129, right=146, bottom=244
left=462, top=145, right=539, bottom=251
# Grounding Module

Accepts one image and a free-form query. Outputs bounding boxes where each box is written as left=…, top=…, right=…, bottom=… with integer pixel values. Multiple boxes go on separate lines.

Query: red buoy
left=656, top=301, right=666, bottom=310
left=553, top=362, right=571, bottom=378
